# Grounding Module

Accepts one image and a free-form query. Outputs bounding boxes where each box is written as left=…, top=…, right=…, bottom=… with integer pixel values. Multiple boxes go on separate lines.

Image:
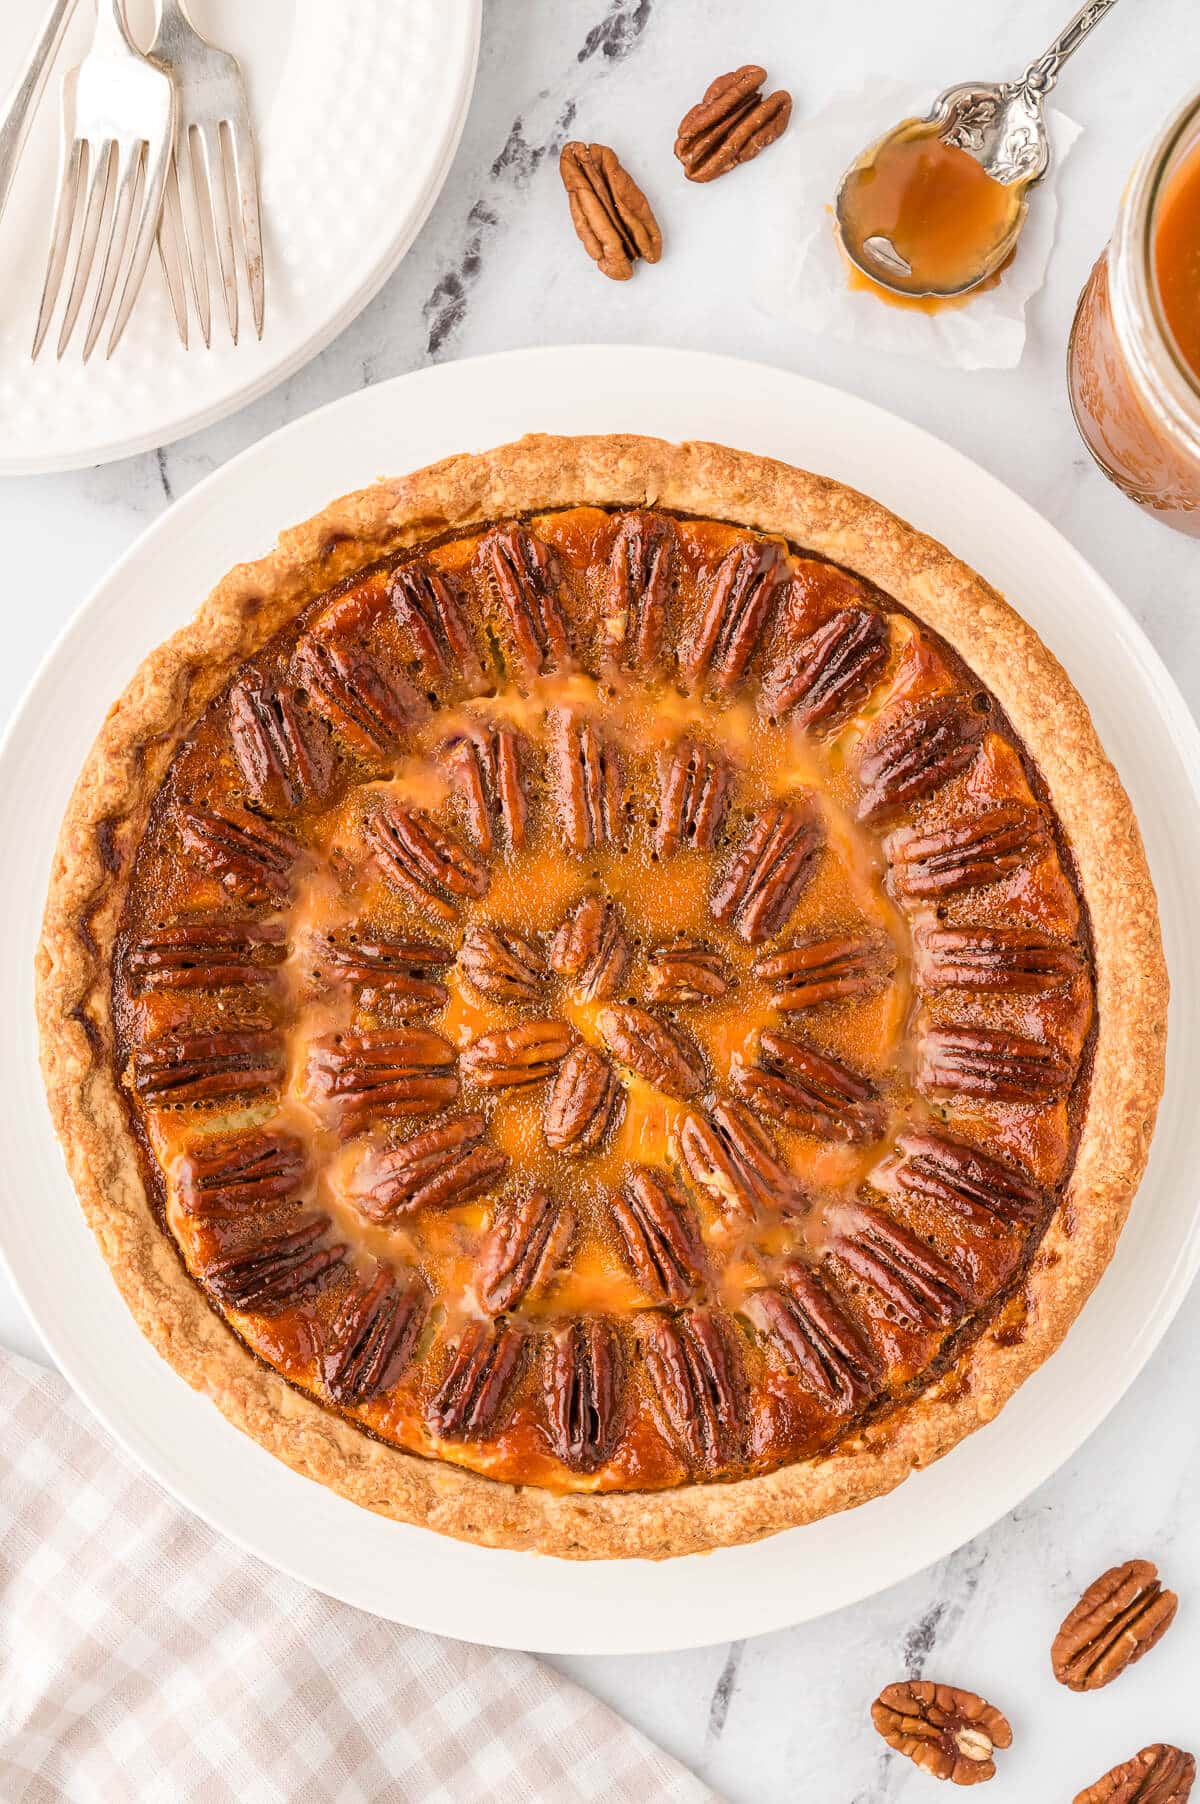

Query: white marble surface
left=3, top=2, right=1200, bottom=1798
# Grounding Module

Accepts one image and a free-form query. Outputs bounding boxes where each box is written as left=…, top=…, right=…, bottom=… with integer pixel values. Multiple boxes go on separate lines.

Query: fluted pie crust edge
left=36, top=434, right=1167, bottom=1560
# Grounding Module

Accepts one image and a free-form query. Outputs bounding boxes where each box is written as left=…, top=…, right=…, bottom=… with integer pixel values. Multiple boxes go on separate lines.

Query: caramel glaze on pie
left=109, top=503, right=1096, bottom=1497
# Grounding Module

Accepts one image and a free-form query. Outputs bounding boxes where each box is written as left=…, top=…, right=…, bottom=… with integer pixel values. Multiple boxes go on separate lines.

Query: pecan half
left=356, top=1115, right=506, bottom=1220
left=833, top=1206, right=971, bottom=1329
left=674, top=64, right=792, bottom=183
left=746, top=1262, right=879, bottom=1412
left=544, top=1045, right=625, bottom=1155
left=654, top=738, right=733, bottom=858
left=919, top=1026, right=1073, bottom=1104
left=320, top=933, right=454, bottom=1009
left=871, top=1681, right=1012, bottom=1787
left=178, top=1127, right=307, bottom=1221
left=732, top=1031, right=882, bottom=1141
left=389, top=562, right=485, bottom=690
left=645, top=940, right=728, bottom=1004
left=918, top=926, right=1082, bottom=993
left=1074, top=1746, right=1195, bottom=1804
left=365, top=806, right=488, bottom=922
left=598, top=1004, right=705, bottom=1099
left=126, top=919, right=286, bottom=992
left=889, top=1130, right=1046, bottom=1228
left=548, top=711, right=623, bottom=853
left=639, top=1308, right=745, bottom=1474
left=459, top=923, right=547, bottom=1003
left=611, top=1169, right=706, bottom=1305
left=857, top=694, right=988, bottom=823
left=677, top=1098, right=805, bottom=1217
left=446, top=724, right=529, bottom=856
left=680, top=539, right=789, bottom=691
left=762, top=605, right=889, bottom=729
left=461, top=1020, right=574, bottom=1089
left=710, top=801, right=823, bottom=943
left=548, top=894, right=630, bottom=1001
left=889, top=804, right=1048, bottom=897
left=480, top=525, right=572, bottom=676
left=1053, top=1560, right=1179, bottom=1692
left=543, top=1318, right=625, bottom=1471
left=560, top=140, right=662, bottom=280
left=307, top=1029, right=458, bottom=1133
left=292, top=634, right=419, bottom=759
left=227, top=669, right=332, bottom=812
left=602, top=511, right=674, bottom=668
left=203, top=1214, right=345, bottom=1315
left=177, top=803, right=300, bottom=905
left=322, top=1265, right=428, bottom=1406
left=479, top=1188, right=575, bottom=1313
left=753, top=933, right=891, bottom=1012
left=427, top=1319, right=525, bottom=1440
left=133, top=1029, right=283, bottom=1106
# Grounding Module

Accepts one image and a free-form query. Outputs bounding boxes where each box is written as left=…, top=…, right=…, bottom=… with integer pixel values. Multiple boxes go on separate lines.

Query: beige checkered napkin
left=0, top=1350, right=718, bottom=1804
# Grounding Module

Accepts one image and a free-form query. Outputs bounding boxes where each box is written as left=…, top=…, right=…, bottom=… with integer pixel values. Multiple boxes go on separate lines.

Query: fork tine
left=106, top=123, right=173, bottom=357
left=156, top=157, right=190, bottom=349
left=181, top=123, right=213, bottom=347
left=82, top=139, right=141, bottom=362
left=57, top=137, right=115, bottom=358
left=32, top=132, right=84, bottom=360
left=197, top=120, right=238, bottom=344
left=227, top=117, right=264, bottom=339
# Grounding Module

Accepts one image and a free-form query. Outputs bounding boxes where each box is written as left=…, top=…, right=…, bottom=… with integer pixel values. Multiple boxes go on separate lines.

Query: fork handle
left=0, top=0, right=80, bottom=231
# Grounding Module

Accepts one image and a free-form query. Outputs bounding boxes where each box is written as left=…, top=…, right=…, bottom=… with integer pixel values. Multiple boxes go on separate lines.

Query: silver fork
left=32, top=0, right=175, bottom=361
left=147, top=0, right=264, bottom=346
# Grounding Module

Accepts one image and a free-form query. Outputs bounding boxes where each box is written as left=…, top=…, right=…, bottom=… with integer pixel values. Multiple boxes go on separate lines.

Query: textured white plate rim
left=0, top=2, right=481, bottom=476
left=3, top=344, right=1198, bottom=1655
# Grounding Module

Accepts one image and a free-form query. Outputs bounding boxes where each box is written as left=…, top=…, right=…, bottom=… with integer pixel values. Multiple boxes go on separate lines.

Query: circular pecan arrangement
left=102, top=495, right=1102, bottom=1501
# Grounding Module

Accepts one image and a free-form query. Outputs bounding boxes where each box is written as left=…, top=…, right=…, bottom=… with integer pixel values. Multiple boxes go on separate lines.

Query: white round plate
left=4, top=347, right=1198, bottom=1654
left=0, top=0, right=479, bottom=474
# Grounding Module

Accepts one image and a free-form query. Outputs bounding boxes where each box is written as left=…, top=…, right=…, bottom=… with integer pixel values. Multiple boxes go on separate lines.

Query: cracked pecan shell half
left=598, top=1004, right=706, bottom=1099
left=479, top=1189, right=575, bottom=1314
left=353, top=1116, right=506, bottom=1221
left=543, top=1318, right=626, bottom=1471
left=871, top=1680, right=1012, bottom=1786
left=711, top=801, right=823, bottom=943
left=322, top=1265, right=428, bottom=1407
left=611, top=1168, right=706, bottom=1305
left=1052, top=1560, right=1179, bottom=1691
left=1074, top=1746, right=1195, bottom=1804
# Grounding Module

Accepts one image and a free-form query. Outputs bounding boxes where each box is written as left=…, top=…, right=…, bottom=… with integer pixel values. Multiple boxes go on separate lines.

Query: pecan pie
left=36, top=436, right=1167, bottom=1559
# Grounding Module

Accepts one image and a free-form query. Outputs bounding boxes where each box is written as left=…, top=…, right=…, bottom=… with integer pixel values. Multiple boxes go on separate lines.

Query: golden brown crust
left=36, top=434, right=1167, bottom=1559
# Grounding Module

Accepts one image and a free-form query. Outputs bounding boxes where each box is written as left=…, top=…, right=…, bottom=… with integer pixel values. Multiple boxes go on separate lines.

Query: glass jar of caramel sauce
left=1068, top=89, right=1200, bottom=533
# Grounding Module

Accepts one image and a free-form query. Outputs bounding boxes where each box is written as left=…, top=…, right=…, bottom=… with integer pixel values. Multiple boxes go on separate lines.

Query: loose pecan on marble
left=548, top=894, right=630, bottom=1001
left=753, top=932, right=891, bottom=1012
left=871, top=1681, right=1012, bottom=1787
left=1052, top=1560, right=1179, bottom=1692
left=857, top=693, right=989, bottom=823
left=711, top=801, right=823, bottom=943
left=544, top=1045, right=625, bottom=1155
left=319, top=933, right=454, bottom=1009
left=354, top=1116, right=507, bottom=1221
left=228, top=669, right=332, bottom=812
left=178, top=1127, right=307, bottom=1221
left=680, top=538, right=789, bottom=691
left=322, top=1265, right=428, bottom=1406
left=597, top=1004, right=705, bottom=1099
left=389, top=561, right=486, bottom=691
left=919, top=1026, right=1073, bottom=1104
left=446, top=724, right=529, bottom=856
left=133, top=1029, right=283, bottom=1106
left=427, top=1319, right=526, bottom=1440
left=560, top=140, right=662, bottom=281
left=548, top=711, right=623, bottom=853
left=611, top=1169, right=706, bottom=1305
left=177, top=802, right=300, bottom=905
left=126, top=919, right=286, bottom=992
left=480, top=525, right=572, bottom=676
left=307, top=1029, right=458, bottom=1133
left=645, top=940, right=728, bottom=1004
left=461, top=1020, right=574, bottom=1089
left=543, top=1318, right=625, bottom=1471
left=677, top=1098, right=805, bottom=1218
left=654, top=738, right=733, bottom=858
left=675, top=64, right=792, bottom=183
left=1074, top=1745, right=1195, bottom=1804
left=888, top=1130, right=1046, bottom=1228
left=639, top=1308, right=745, bottom=1475
left=732, top=1031, right=881, bottom=1141
left=602, top=511, right=674, bottom=668
left=746, top=1262, right=879, bottom=1412
left=761, top=605, right=889, bottom=729
left=459, top=923, right=547, bottom=1003
left=917, top=926, right=1082, bottom=993
left=833, top=1206, right=971, bottom=1330
left=203, top=1215, right=345, bottom=1315
left=479, top=1189, right=575, bottom=1313
left=888, top=803, right=1047, bottom=898
left=365, top=805, right=488, bottom=922
left=292, top=634, right=420, bottom=759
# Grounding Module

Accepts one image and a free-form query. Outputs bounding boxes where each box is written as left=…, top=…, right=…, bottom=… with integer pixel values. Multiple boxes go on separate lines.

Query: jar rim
left=1122, top=87, right=1200, bottom=409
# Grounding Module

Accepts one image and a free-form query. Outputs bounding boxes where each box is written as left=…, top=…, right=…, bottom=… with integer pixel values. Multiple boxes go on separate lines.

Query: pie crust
left=36, top=434, right=1167, bottom=1559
